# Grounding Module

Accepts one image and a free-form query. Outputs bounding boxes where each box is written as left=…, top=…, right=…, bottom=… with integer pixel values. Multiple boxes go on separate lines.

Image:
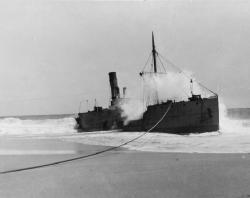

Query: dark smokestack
left=109, top=72, right=120, bottom=102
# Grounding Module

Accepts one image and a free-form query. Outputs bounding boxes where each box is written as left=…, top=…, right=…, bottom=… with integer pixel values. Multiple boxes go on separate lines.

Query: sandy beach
left=1, top=136, right=250, bottom=198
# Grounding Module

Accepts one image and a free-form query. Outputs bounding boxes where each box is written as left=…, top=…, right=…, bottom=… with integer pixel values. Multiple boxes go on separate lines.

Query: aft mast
left=152, top=32, right=157, bottom=73
left=152, top=32, right=159, bottom=104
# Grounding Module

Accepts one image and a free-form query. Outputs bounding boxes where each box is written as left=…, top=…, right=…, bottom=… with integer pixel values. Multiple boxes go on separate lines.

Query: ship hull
left=76, top=108, right=123, bottom=132
left=76, top=97, right=219, bottom=134
left=141, top=96, right=219, bottom=134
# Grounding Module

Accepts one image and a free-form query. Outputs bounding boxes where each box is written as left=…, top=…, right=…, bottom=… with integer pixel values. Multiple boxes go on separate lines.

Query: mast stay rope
left=157, top=53, right=218, bottom=96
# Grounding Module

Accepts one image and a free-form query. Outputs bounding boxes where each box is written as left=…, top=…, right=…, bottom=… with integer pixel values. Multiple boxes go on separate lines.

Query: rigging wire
left=156, top=53, right=167, bottom=73
left=157, top=53, right=218, bottom=96
left=141, top=52, right=189, bottom=103
left=157, top=53, right=183, bottom=74
left=141, top=52, right=153, bottom=73
left=0, top=102, right=172, bottom=175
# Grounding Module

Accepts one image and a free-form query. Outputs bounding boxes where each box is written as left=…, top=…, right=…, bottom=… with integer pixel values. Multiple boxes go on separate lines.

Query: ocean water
left=0, top=112, right=250, bottom=153
left=0, top=114, right=77, bottom=137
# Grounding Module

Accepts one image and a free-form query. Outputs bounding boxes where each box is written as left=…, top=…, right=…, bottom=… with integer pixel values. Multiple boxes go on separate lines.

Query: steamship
left=76, top=33, right=219, bottom=134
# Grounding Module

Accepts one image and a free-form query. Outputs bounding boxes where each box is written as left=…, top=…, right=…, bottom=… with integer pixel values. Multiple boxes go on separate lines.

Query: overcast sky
left=0, top=0, right=249, bottom=116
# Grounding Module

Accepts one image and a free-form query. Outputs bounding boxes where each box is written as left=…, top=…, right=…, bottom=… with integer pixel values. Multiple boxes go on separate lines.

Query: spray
left=143, top=71, right=210, bottom=103
left=119, top=71, right=206, bottom=124
left=218, top=98, right=249, bottom=134
left=119, top=99, right=145, bottom=125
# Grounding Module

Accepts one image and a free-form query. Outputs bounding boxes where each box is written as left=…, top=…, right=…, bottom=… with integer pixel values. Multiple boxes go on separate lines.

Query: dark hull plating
left=76, top=96, right=219, bottom=134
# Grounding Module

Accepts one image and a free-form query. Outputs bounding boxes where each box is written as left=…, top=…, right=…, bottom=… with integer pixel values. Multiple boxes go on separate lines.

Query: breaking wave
left=1, top=105, right=250, bottom=153
left=0, top=117, right=77, bottom=137
left=61, top=118, right=250, bottom=153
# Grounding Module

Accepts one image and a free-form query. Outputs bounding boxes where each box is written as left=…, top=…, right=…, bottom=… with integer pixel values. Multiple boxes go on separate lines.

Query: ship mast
left=140, top=32, right=218, bottom=107
left=152, top=32, right=159, bottom=104
left=152, top=32, right=157, bottom=73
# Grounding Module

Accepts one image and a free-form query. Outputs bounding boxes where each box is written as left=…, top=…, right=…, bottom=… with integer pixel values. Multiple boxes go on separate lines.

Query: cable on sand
left=0, top=103, right=172, bottom=175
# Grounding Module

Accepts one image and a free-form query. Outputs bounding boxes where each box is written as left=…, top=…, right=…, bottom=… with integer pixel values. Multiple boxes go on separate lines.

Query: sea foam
left=1, top=107, right=250, bottom=153
left=0, top=117, right=77, bottom=137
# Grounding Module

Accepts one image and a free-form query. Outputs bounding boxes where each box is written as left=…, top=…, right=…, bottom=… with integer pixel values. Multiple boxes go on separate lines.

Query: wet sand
left=1, top=137, right=250, bottom=198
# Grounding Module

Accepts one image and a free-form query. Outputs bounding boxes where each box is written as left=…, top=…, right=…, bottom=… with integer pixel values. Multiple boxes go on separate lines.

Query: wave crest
left=0, top=117, right=77, bottom=136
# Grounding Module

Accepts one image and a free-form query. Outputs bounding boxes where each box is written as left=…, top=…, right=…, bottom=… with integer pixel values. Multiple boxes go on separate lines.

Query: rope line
left=157, top=53, right=218, bottom=96
left=156, top=54, right=167, bottom=73
left=141, top=52, right=152, bottom=72
left=0, top=102, right=172, bottom=175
